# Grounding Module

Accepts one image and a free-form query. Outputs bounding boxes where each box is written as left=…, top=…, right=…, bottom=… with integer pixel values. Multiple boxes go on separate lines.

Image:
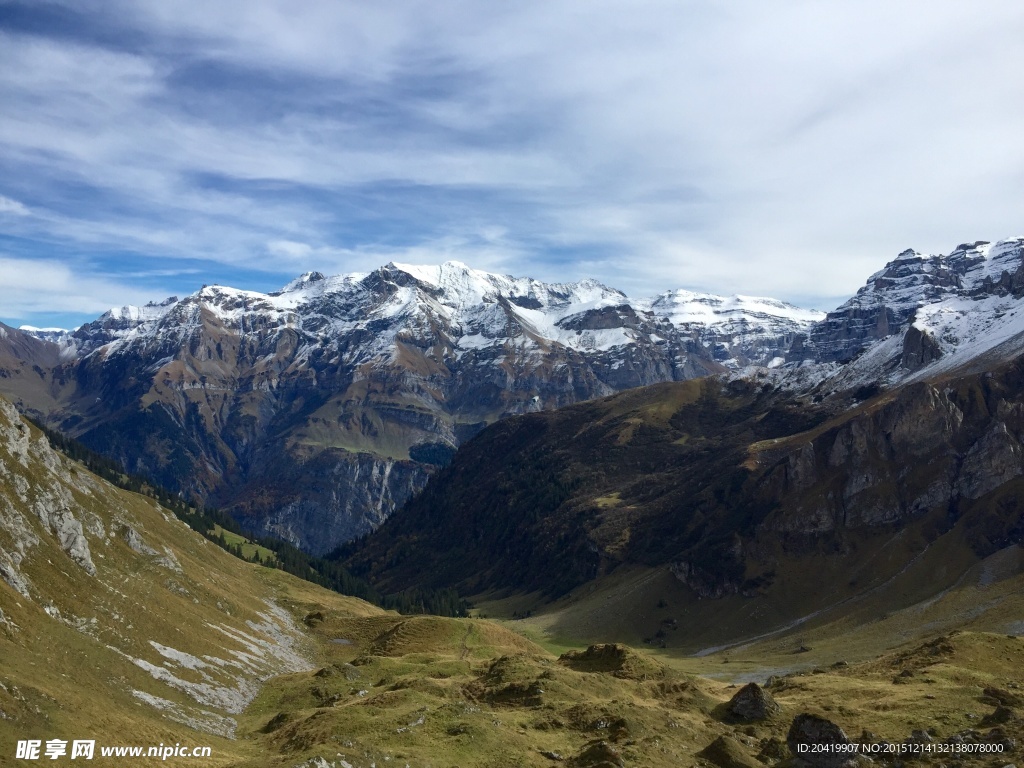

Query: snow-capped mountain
left=805, top=238, right=1024, bottom=363
left=766, top=237, right=1024, bottom=394
left=5, top=261, right=820, bottom=553
left=644, top=290, right=823, bottom=368
left=68, top=261, right=817, bottom=370
left=8, top=237, right=1024, bottom=555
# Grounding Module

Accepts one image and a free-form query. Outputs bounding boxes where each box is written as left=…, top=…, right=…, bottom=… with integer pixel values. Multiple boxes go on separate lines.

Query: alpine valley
left=6, top=237, right=1024, bottom=767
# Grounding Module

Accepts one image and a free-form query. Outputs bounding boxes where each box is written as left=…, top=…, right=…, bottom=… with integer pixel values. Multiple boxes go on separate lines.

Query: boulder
left=728, top=682, right=781, bottom=721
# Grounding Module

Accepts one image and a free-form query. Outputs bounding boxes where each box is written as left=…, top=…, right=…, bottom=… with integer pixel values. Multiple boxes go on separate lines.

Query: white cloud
left=0, top=195, right=29, bottom=216
left=0, top=0, right=1022, bottom=316
left=0, top=256, right=160, bottom=316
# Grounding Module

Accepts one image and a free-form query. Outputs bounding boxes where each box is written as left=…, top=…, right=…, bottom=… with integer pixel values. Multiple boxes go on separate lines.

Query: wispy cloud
left=0, top=255, right=163, bottom=321
left=1, top=0, right=1023, bottom=327
left=0, top=195, right=30, bottom=216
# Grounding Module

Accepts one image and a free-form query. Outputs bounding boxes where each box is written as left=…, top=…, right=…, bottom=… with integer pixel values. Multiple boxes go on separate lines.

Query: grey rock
left=728, top=682, right=781, bottom=721
left=0, top=552, right=31, bottom=597
left=34, top=490, right=96, bottom=576
left=900, top=324, right=942, bottom=371
left=120, top=524, right=158, bottom=556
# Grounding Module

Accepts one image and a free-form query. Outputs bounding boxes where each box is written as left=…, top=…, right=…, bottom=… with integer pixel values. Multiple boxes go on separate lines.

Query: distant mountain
left=2, top=261, right=819, bottom=554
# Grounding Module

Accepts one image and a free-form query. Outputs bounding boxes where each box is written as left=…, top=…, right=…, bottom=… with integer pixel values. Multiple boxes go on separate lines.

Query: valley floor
left=214, top=542, right=1024, bottom=767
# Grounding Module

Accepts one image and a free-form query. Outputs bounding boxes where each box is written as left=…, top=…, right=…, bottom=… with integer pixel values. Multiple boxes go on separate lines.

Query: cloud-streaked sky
left=1, top=0, right=1023, bottom=329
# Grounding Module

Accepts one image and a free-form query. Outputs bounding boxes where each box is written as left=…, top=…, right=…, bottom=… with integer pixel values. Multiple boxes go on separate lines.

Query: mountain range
left=1, top=236, right=1022, bottom=560
left=0, top=261, right=821, bottom=554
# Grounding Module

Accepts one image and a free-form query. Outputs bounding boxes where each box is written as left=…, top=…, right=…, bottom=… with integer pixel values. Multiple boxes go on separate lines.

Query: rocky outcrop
left=119, top=523, right=158, bottom=555
left=900, top=323, right=942, bottom=371
left=0, top=398, right=96, bottom=580
left=33, top=488, right=96, bottom=576
left=728, top=682, right=781, bottom=721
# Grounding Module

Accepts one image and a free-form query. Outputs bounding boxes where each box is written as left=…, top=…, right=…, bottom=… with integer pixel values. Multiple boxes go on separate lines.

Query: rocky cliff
left=798, top=237, right=1024, bottom=367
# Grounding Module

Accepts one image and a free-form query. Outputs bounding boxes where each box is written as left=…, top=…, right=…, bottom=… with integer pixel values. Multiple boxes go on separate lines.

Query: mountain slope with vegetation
left=14, top=390, right=1024, bottom=768
left=0, top=392, right=386, bottom=762
left=344, top=353, right=1024, bottom=651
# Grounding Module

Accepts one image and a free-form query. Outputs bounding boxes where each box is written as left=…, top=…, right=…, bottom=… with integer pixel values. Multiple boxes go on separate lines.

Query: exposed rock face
left=806, top=248, right=962, bottom=363
left=787, top=713, right=855, bottom=768
left=802, top=238, right=1024, bottom=365
left=757, top=371, right=1024, bottom=538
left=900, top=323, right=943, bottom=371
left=0, top=397, right=96, bottom=581
left=728, top=682, right=781, bottom=721
left=3, top=262, right=820, bottom=554
left=235, top=451, right=429, bottom=552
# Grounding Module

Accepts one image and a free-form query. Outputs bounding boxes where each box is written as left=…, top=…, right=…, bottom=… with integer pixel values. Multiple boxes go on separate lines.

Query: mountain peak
left=894, top=248, right=922, bottom=261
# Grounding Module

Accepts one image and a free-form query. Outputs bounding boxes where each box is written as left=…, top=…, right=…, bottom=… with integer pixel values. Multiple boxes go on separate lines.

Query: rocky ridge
left=777, top=237, right=1024, bottom=392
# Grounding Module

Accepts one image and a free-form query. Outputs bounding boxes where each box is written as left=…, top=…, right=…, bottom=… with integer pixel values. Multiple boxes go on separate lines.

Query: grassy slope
left=0, top=400, right=385, bottom=766
left=5, top=395, right=1024, bottom=767
left=236, top=602, right=1024, bottom=768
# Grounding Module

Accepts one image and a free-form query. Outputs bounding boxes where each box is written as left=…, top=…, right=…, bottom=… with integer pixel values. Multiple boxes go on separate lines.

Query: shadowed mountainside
left=344, top=356, right=1024, bottom=645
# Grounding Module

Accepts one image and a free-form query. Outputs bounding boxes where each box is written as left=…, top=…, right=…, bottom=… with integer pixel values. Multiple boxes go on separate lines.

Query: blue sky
left=1, top=0, right=1023, bottom=329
